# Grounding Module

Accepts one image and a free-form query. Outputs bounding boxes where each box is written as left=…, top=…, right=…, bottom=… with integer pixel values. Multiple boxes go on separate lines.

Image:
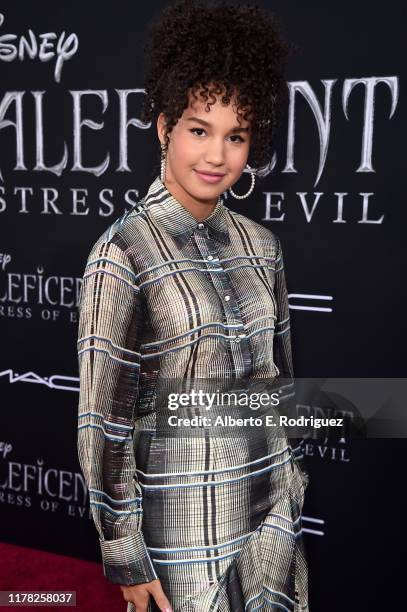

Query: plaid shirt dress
left=77, top=175, right=310, bottom=611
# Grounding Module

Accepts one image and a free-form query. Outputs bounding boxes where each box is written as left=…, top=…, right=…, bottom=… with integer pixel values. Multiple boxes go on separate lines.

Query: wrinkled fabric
left=125, top=430, right=309, bottom=612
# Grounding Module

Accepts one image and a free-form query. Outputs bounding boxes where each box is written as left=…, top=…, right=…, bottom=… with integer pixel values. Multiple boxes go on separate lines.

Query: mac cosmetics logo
left=0, top=370, right=79, bottom=391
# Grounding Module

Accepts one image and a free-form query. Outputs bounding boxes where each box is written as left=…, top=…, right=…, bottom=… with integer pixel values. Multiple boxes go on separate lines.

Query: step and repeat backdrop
left=0, top=1, right=405, bottom=610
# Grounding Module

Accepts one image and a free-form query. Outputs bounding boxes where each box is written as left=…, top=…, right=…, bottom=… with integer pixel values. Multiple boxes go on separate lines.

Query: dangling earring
left=160, top=142, right=167, bottom=183
left=228, top=164, right=256, bottom=199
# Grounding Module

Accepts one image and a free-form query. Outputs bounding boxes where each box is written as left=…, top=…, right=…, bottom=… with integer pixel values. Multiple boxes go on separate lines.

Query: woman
left=77, top=1, right=309, bottom=611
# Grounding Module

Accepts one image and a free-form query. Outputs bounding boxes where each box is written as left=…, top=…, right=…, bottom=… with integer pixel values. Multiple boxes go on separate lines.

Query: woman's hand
left=120, top=579, right=173, bottom=612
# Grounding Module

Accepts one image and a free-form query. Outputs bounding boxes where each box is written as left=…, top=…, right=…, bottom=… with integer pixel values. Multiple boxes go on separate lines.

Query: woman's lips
left=194, top=169, right=225, bottom=184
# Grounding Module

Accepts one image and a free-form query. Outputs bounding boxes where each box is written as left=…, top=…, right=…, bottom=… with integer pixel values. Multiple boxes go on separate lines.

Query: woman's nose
left=203, top=138, right=225, bottom=166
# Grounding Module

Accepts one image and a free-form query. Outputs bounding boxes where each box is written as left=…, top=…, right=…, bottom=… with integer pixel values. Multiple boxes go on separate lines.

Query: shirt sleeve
left=76, top=237, right=158, bottom=586
left=273, top=236, right=294, bottom=379
left=272, top=236, right=309, bottom=485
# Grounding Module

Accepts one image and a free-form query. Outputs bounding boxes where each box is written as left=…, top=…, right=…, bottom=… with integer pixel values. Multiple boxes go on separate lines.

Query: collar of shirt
left=142, top=176, right=231, bottom=248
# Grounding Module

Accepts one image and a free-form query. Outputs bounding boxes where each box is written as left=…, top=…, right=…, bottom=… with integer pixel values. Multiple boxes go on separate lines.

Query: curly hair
left=140, top=0, right=296, bottom=175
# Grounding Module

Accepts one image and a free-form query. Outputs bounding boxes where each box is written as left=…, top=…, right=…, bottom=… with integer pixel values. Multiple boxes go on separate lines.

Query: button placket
left=193, top=230, right=253, bottom=376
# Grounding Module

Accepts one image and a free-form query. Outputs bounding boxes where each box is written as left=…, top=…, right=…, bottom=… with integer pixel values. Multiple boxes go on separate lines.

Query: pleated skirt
left=127, top=424, right=309, bottom=612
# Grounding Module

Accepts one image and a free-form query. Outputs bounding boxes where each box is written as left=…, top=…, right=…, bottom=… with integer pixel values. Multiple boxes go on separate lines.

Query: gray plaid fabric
left=77, top=176, right=310, bottom=611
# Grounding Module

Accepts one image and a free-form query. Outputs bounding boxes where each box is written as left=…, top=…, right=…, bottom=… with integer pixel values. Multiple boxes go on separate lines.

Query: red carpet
left=0, top=542, right=125, bottom=611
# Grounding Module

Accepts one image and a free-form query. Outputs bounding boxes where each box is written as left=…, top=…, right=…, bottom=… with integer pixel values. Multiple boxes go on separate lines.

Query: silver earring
left=228, top=164, right=256, bottom=199
left=160, top=143, right=167, bottom=183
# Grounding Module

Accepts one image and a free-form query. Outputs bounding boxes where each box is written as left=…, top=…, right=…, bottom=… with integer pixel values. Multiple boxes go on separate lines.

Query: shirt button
left=235, top=333, right=246, bottom=343
left=197, top=222, right=205, bottom=229
left=207, top=255, right=214, bottom=261
left=224, top=295, right=231, bottom=301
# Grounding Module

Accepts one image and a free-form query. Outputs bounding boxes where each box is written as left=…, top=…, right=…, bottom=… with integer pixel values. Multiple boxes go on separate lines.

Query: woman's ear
left=156, top=112, right=167, bottom=146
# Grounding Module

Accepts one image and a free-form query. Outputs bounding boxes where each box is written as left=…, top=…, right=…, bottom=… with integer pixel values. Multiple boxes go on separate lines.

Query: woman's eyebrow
left=186, top=116, right=250, bottom=132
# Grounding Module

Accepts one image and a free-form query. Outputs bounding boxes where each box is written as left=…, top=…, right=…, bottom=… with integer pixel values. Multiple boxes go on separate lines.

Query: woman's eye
left=190, top=128, right=206, bottom=137
left=189, top=128, right=245, bottom=143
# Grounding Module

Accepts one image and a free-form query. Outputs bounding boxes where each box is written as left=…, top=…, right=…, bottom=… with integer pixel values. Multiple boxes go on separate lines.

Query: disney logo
left=0, top=253, right=11, bottom=271
left=0, top=13, right=79, bottom=83
left=0, top=441, right=13, bottom=459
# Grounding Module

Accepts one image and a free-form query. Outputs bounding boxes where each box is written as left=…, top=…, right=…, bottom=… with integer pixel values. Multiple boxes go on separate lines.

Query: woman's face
left=157, top=87, right=252, bottom=206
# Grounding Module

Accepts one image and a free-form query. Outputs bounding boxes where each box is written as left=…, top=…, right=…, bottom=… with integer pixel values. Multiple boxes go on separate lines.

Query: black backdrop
left=0, top=1, right=406, bottom=610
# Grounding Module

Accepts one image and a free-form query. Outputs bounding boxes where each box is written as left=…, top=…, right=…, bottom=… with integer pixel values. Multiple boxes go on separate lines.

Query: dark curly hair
left=140, top=0, right=296, bottom=176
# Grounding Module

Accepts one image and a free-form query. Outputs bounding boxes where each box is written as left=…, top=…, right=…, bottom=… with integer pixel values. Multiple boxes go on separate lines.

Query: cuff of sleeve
left=99, top=531, right=158, bottom=585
